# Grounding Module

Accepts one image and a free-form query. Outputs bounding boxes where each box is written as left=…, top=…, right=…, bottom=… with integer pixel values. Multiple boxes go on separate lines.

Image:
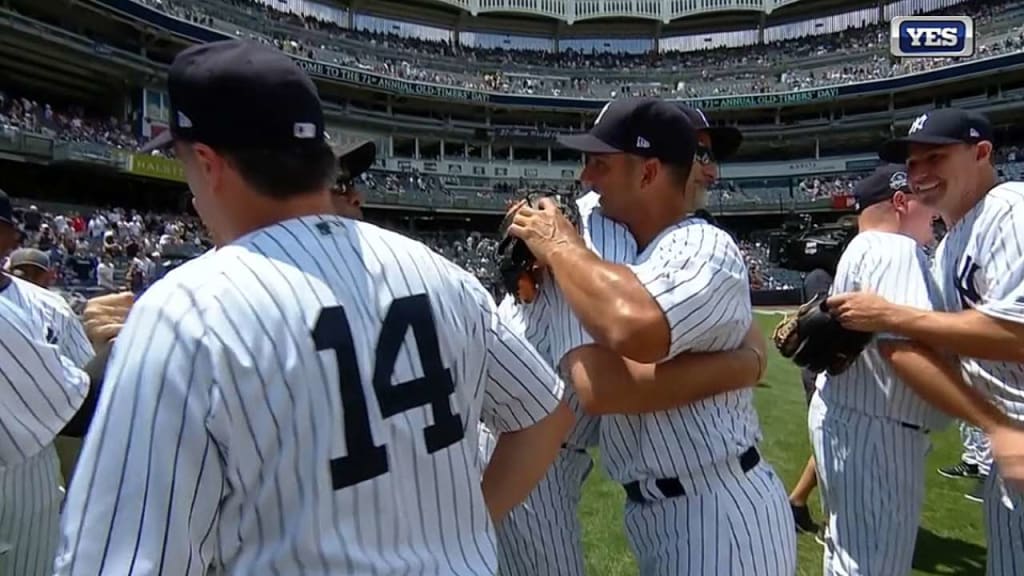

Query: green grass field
left=576, top=313, right=988, bottom=576
left=54, top=313, right=987, bottom=575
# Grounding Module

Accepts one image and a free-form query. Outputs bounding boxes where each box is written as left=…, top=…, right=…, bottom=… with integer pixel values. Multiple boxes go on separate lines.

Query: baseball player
left=940, top=422, right=992, bottom=502
left=56, top=40, right=572, bottom=576
left=830, top=108, right=1024, bottom=575
left=510, top=98, right=795, bottom=575
left=330, top=138, right=375, bottom=220
left=789, top=267, right=833, bottom=535
left=6, top=247, right=56, bottom=288
left=488, top=184, right=766, bottom=576
left=0, top=189, right=95, bottom=576
left=809, top=164, right=952, bottom=575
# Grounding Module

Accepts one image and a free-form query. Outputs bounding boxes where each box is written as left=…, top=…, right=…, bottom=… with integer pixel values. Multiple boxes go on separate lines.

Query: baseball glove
left=772, top=292, right=873, bottom=375
left=496, top=190, right=581, bottom=303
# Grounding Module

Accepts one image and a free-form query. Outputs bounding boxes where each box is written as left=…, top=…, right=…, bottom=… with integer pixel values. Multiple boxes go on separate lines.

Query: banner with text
left=127, top=154, right=186, bottom=182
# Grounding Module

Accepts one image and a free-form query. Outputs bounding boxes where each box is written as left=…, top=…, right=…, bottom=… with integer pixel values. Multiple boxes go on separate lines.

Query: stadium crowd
left=4, top=200, right=802, bottom=299
left=138, top=0, right=1024, bottom=99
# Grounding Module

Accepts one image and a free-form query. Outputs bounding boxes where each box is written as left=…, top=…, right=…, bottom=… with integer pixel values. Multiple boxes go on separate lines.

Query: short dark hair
left=664, top=161, right=692, bottom=188
left=217, top=141, right=338, bottom=200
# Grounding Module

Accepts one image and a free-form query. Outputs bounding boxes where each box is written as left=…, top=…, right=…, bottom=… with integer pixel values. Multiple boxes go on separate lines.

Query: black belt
left=900, top=421, right=929, bottom=433
left=623, top=446, right=761, bottom=504
left=561, top=443, right=587, bottom=454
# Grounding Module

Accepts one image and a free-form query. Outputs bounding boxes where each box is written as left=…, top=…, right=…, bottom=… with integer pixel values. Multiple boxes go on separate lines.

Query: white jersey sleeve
left=479, top=280, right=565, bottom=433
left=961, top=185, right=1024, bottom=324
left=548, top=192, right=638, bottom=364
left=0, top=297, right=89, bottom=468
left=852, top=232, right=938, bottom=339
left=55, top=280, right=224, bottom=576
left=3, top=277, right=94, bottom=367
left=629, top=220, right=751, bottom=359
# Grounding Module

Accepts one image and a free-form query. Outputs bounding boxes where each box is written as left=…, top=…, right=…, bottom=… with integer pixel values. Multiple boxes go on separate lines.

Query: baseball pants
left=983, top=467, right=1024, bottom=576
left=809, top=394, right=929, bottom=576
left=961, top=422, right=993, bottom=476
left=0, top=444, right=64, bottom=576
left=496, top=448, right=594, bottom=576
left=623, top=459, right=796, bottom=576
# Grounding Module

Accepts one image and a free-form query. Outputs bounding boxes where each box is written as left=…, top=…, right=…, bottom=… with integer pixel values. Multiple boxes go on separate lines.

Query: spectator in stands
left=96, top=256, right=116, bottom=291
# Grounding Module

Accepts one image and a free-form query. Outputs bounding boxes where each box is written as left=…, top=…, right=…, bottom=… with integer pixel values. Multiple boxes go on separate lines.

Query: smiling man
left=829, top=108, right=1024, bottom=576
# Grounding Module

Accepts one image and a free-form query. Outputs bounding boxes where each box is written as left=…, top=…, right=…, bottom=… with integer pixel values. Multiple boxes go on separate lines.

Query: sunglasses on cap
left=331, top=169, right=355, bottom=196
left=695, top=144, right=716, bottom=165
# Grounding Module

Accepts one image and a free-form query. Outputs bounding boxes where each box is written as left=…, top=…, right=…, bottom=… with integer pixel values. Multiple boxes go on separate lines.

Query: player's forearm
left=546, top=244, right=669, bottom=363
left=481, top=402, right=573, bottom=523
left=881, top=340, right=1010, bottom=432
left=886, top=306, right=1024, bottom=363
left=563, top=344, right=760, bottom=415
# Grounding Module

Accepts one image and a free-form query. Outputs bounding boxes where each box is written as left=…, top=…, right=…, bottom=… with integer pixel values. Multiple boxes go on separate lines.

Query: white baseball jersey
left=1, top=276, right=93, bottom=367
left=933, top=182, right=1024, bottom=423
left=489, top=191, right=637, bottom=576
left=816, top=231, right=948, bottom=429
left=0, top=276, right=95, bottom=576
left=589, top=219, right=757, bottom=487
left=55, top=215, right=565, bottom=576
left=0, top=291, right=90, bottom=467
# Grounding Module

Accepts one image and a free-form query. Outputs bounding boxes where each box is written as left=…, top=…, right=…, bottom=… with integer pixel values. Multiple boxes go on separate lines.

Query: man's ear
left=977, top=141, right=994, bottom=164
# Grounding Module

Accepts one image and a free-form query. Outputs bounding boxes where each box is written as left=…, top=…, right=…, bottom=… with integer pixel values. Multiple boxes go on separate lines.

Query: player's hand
left=83, top=291, right=134, bottom=349
left=826, top=291, right=896, bottom=333
left=990, top=424, right=1024, bottom=492
left=507, top=198, right=585, bottom=267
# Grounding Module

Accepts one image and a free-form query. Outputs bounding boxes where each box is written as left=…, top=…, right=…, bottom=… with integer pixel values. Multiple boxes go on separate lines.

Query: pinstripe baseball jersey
left=1, top=276, right=94, bottom=367
left=0, top=296, right=89, bottom=467
left=549, top=191, right=637, bottom=448
left=933, top=182, right=1024, bottom=423
left=55, top=215, right=565, bottom=576
left=816, top=231, right=948, bottom=429
left=582, top=219, right=756, bottom=486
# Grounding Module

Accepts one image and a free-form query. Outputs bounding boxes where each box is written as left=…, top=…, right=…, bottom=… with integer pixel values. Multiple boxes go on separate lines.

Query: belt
left=900, top=421, right=930, bottom=434
left=622, top=446, right=761, bottom=504
left=561, top=443, right=587, bottom=454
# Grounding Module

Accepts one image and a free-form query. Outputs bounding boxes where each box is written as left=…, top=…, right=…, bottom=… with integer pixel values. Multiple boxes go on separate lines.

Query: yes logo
left=891, top=16, right=974, bottom=58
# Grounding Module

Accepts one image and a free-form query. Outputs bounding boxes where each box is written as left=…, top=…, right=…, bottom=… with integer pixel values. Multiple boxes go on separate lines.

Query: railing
left=85, top=0, right=1024, bottom=111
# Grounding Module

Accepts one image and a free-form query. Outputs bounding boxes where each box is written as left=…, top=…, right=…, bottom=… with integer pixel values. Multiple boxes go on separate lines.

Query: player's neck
left=946, top=169, right=997, bottom=225
left=221, top=189, right=335, bottom=244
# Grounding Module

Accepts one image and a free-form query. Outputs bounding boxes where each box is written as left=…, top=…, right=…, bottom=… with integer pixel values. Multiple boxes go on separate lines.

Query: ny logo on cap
left=890, top=171, right=908, bottom=191
left=909, top=114, right=928, bottom=134
left=969, top=128, right=980, bottom=138
left=636, top=136, right=651, bottom=149
left=177, top=111, right=193, bottom=128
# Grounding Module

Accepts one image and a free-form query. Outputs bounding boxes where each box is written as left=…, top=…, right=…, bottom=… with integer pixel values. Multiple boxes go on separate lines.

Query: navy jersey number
left=313, top=294, right=465, bottom=490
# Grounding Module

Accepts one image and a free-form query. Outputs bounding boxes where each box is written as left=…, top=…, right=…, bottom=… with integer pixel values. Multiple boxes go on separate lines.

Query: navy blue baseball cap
left=879, top=108, right=993, bottom=163
left=141, top=40, right=326, bottom=152
left=853, top=164, right=910, bottom=212
left=335, top=139, right=376, bottom=179
left=557, top=97, right=697, bottom=166
left=679, top=107, right=743, bottom=161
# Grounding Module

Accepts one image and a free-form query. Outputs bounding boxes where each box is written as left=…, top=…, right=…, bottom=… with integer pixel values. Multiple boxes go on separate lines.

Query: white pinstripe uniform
left=0, top=276, right=93, bottom=576
left=557, top=216, right=795, bottom=576
left=480, top=191, right=637, bottom=576
left=809, top=231, right=949, bottom=575
left=55, top=215, right=565, bottom=576
left=0, top=294, right=90, bottom=576
left=932, top=182, right=1024, bottom=576
left=960, top=422, right=993, bottom=476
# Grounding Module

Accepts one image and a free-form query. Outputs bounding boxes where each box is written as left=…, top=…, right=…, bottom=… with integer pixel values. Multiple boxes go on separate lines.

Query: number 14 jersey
left=55, top=215, right=565, bottom=576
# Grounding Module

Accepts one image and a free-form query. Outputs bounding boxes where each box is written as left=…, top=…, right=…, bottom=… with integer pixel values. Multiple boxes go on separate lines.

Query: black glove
left=772, top=292, right=873, bottom=375
left=495, top=191, right=581, bottom=303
